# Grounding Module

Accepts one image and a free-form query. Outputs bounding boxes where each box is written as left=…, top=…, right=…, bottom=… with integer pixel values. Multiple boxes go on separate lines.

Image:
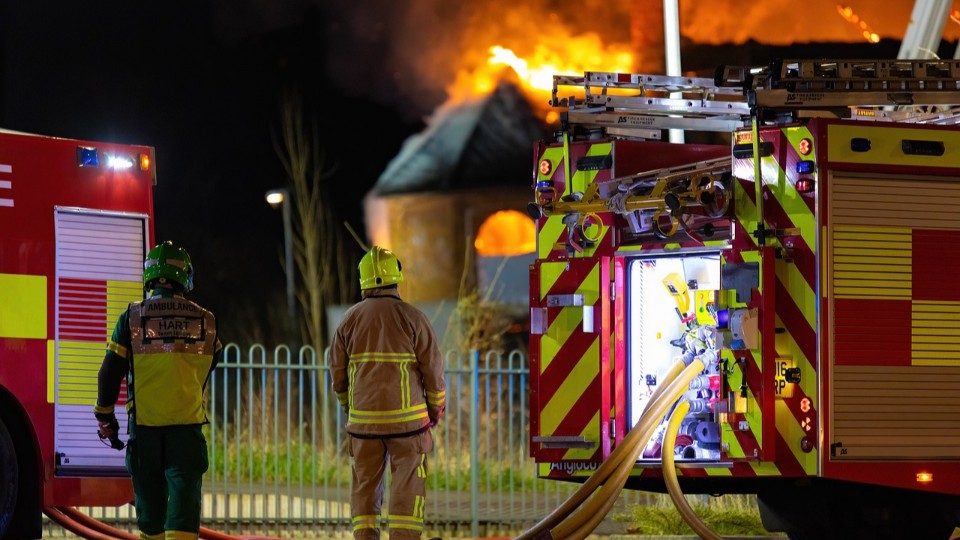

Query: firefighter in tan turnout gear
left=331, top=246, right=446, bottom=540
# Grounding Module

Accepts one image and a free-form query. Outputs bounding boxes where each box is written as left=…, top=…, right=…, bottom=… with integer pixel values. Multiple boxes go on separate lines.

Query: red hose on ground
left=43, top=507, right=128, bottom=540
left=56, top=506, right=138, bottom=540
left=49, top=506, right=274, bottom=540
left=200, top=526, right=244, bottom=540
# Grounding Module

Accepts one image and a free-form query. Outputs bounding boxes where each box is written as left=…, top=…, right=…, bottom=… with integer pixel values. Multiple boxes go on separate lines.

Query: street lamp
left=265, top=188, right=296, bottom=327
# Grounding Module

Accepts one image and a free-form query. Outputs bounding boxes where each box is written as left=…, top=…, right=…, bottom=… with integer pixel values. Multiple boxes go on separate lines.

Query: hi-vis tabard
left=129, top=295, right=218, bottom=426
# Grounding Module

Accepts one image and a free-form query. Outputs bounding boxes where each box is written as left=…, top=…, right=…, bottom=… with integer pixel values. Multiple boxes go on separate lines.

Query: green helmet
left=358, top=246, right=403, bottom=290
left=144, top=241, right=194, bottom=292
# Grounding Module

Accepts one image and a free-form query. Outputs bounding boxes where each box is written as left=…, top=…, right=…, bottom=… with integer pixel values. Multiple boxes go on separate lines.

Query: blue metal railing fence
left=51, top=343, right=655, bottom=538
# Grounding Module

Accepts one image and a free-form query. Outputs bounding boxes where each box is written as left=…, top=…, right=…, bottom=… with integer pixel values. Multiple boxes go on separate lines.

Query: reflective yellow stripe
left=352, top=515, right=380, bottom=531
left=348, top=362, right=358, bottom=409
left=350, top=405, right=429, bottom=425
left=416, top=494, right=425, bottom=518
left=351, top=404, right=428, bottom=416
left=93, top=403, right=115, bottom=415
left=400, top=358, right=410, bottom=409
left=388, top=512, right=424, bottom=531
left=426, top=389, right=446, bottom=407
left=164, top=531, right=198, bottom=540
left=351, top=352, right=416, bottom=362
left=107, top=340, right=130, bottom=359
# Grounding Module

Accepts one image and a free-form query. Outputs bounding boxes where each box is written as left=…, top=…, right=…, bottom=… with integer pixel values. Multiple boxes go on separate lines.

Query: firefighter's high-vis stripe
left=107, top=340, right=130, bottom=359
left=389, top=512, right=424, bottom=533
left=349, top=404, right=429, bottom=424
left=426, top=389, right=446, bottom=410
left=346, top=351, right=434, bottom=425
left=350, top=351, right=418, bottom=362
left=352, top=515, right=380, bottom=532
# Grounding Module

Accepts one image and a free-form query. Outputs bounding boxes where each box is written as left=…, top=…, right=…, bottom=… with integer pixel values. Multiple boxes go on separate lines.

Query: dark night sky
left=0, top=0, right=941, bottom=345
left=0, top=0, right=432, bottom=344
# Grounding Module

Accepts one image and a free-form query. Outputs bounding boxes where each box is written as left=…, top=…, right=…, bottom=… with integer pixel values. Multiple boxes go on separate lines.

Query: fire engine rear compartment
left=626, top=251, right=723, bottom=464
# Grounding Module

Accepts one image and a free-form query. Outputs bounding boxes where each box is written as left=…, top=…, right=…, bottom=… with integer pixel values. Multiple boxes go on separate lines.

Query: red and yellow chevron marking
left=537, top=212, right=615, bottom=260
left=535, top=259, right=608, bottom=462
left=536, top=141, right=613, bottom=199
left=536, top=140, right=616, bottom=260
left=537, top=146, right=565, bottom=191
left=730, top=126, right=819, bottom=477
left=570, top=142, right=612, bottom=195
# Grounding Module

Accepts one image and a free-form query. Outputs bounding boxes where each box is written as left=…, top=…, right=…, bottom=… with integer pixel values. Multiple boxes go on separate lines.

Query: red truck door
left=529, top=256, right=612, bottom=463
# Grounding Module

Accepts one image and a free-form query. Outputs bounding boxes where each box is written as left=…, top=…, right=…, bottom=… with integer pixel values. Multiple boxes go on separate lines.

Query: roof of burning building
left=371, top=80, right=546, bottom=196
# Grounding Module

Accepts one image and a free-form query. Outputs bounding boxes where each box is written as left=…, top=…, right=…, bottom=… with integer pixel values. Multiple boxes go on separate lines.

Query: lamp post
left=265, top=188, right=296, bottom=328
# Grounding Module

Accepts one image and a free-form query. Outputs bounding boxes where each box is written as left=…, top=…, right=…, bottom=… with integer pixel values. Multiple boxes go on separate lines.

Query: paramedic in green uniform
left=94, top=241, right=222, bottom=540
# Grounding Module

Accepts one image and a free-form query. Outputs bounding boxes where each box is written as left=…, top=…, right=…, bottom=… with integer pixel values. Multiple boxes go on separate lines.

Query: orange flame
left=836, top=4, right=880, bottom=43
left=446, top=34, right=634, bottom=124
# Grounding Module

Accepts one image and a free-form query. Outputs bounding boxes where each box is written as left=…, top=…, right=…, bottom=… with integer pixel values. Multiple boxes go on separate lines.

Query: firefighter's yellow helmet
left=358, top=246, right=403, bottom=290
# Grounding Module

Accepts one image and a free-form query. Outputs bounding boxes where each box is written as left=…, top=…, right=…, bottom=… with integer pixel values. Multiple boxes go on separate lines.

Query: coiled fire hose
left=515, top=358, right=709, bottom=540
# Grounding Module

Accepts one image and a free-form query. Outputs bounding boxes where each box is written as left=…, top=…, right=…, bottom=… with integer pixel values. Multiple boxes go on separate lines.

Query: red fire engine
left=527, top=59, right=960, bottom=538
left=0, top=129, right=155, bottom=539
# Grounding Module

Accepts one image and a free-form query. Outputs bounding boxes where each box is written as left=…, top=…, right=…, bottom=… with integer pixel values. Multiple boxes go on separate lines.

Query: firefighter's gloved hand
left=96, top=412, right=117, bottom=438
left=96, top=413, right=124, bottom=450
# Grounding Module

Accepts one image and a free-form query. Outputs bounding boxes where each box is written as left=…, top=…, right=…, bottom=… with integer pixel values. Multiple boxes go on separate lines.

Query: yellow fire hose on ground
left=515, top=357, right=725, bottom=540
left=662, top=400, right=723, bottom=540
left=515, top=359, right=686, bottom=540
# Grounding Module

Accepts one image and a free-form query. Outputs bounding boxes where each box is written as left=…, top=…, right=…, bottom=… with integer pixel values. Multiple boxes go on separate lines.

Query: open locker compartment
left=625, top=251, right=724, bottom=463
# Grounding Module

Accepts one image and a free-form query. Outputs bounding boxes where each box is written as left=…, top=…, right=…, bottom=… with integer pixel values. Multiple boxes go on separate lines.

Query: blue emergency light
left=77, top=146, right=99, bottom=167
left=796, top=160, right=815, bottom=174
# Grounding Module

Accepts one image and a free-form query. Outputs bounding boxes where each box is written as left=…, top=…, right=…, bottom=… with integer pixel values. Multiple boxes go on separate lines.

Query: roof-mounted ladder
left=553, top=58, right=960, bottom=139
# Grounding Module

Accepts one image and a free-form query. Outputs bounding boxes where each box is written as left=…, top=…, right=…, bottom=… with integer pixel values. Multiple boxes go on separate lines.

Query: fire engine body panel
left=528, top=60, right=960, bottom=502
left=0, top=130, right=154, bottom=525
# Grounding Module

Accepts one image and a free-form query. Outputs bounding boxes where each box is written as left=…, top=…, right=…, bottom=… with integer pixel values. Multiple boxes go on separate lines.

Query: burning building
left=364, top=79, right=544, bottom=307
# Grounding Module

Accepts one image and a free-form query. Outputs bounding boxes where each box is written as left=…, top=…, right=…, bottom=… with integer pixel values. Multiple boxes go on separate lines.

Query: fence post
left=470, top=349, right=480, bottom=538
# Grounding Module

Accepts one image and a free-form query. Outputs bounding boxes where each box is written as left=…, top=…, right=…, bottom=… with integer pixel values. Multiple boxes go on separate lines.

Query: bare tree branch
left=272, top=88, right=357, bottom=351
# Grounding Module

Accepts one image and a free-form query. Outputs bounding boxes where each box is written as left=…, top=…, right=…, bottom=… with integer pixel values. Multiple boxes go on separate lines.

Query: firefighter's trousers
left=350, top=430, right=433, bottom=540
left=126, top=424, right=209, bottom=540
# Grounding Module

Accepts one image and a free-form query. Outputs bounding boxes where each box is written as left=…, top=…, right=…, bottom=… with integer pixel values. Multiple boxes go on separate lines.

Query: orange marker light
left=798, top=138, right=812, bottom=155
left=917, top=472, right=933, bottom=483
left=539, top=159, right=552, bottom=176
left=139, top=153, right=151, bottom=171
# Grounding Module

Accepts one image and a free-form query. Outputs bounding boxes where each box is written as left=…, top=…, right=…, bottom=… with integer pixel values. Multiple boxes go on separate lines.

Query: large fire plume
left=445, top=35, right=634, bottom=124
